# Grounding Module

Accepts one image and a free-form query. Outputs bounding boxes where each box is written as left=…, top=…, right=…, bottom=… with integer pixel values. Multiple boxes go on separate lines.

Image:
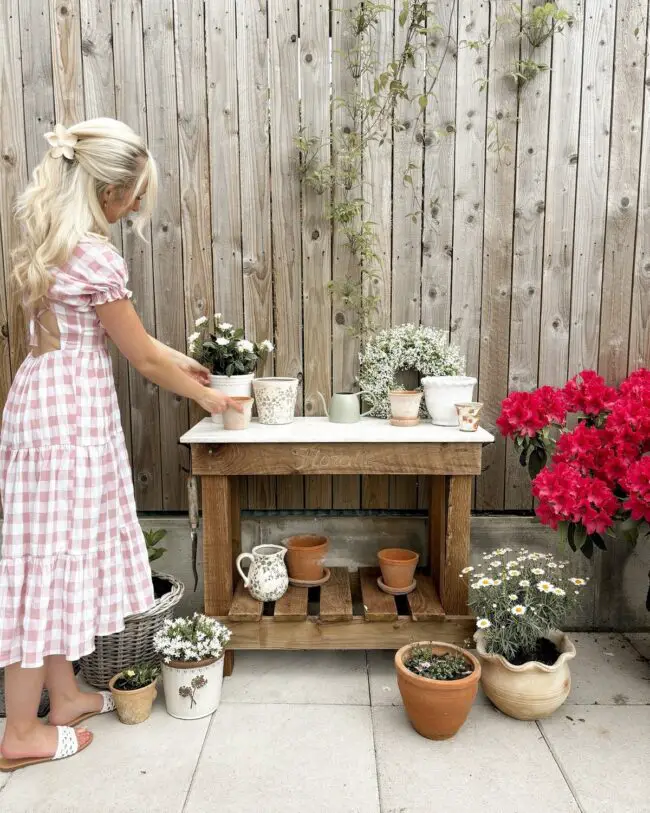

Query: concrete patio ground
left=0, top=633, right=648, bottom=813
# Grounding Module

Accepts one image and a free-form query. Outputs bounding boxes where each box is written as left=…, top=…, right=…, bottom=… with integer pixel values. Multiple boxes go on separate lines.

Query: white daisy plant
left=464, top=546, right=588, bottom=663
left=187, top=314, right=273, bottom=376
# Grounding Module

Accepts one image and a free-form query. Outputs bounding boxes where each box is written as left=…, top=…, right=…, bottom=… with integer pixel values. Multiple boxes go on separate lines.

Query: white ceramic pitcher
left=236, top=544, right=289, bottom=602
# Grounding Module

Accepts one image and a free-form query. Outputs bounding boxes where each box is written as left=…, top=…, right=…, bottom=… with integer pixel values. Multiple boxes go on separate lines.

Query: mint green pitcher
left=317, top=391, right=371, bottom=423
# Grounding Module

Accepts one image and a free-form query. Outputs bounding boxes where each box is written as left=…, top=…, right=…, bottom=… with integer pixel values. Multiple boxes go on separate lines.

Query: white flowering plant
left=187, top=314, right=273, bottom=376
left=357, top=324, right=465, bottom=418
left=152, top=613, right=232, bottom=664
left=463, top=548, right=589, bottom=663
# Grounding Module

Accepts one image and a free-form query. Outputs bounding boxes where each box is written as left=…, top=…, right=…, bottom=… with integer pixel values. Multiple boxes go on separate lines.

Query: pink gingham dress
left=0, top=235, right=154, bottom=668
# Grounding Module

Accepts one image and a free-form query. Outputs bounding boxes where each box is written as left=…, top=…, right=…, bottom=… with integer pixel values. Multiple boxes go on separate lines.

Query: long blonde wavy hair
left=12, top=117, right=158, bottom=306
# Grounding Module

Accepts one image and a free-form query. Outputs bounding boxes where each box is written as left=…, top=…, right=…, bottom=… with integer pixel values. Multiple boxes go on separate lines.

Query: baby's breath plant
left=153, top=613, right=231, bottom=664
left=403, top=646, right=473, bottom=681
left=464, top=548, right=589, bottom=663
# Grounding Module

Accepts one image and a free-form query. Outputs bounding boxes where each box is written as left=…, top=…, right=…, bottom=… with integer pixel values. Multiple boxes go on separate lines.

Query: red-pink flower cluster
left=562, top=370, right=617, bottom=417
left=624, top=457, right=650, bottom=523
left=496, top=386, right=566, bottom=439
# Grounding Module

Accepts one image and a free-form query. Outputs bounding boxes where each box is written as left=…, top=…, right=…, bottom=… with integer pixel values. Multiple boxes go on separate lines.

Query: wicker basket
left=79, top=571, right=184, bottom=689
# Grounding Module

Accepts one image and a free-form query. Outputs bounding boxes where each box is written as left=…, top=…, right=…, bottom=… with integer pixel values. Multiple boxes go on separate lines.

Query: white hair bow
left=44, top=123, right=77, bottom=160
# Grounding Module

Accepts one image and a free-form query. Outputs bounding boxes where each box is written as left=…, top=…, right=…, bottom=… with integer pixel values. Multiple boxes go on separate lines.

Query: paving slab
left=624, top=632, right=650, bottom=661
left=221, top=650, right=369, bottom=705
left=540, top=704, right=650, bottom=813
left=568, top=633, right=650, bottom=705
left=367, top=650, right=489, bottom=707
left=0, top=697, right=210, bottom=813
left=185, top=704, right=379, bottom=813
left=372, top=704, right=579, bottom=813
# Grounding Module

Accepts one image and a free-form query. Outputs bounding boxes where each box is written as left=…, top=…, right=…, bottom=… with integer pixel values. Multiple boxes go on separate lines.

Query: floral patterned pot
left=161, top=656, right=224, bottom=719
left=455, top=401, right=483, bottom=432
left=421, top=376, right=477, bottom=426
left=252, top=377, right=299, bottom=425
left=210, top=373, right=254, bottom=426
left=474, top=629, right=576, bottom=720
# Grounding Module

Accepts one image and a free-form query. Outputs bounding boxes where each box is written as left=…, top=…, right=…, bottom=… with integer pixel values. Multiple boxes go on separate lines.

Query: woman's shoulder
left=50, top=233, right=130, bottom=303
left=74, top=232, right=124, bottom=268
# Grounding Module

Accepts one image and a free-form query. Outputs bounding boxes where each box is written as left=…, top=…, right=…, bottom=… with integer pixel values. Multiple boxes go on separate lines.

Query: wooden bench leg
left=440, top=475, right=472, bottom=615
left=224, top=650, right=235, bottom=676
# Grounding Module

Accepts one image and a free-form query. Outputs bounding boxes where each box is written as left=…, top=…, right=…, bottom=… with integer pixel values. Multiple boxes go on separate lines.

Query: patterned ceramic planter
left=236, top=544, right=289, bottom=602
left=252, top=377, right=299, bottom=425
left=209, top=373, right=254, bottom=426
left=161, top=656, right=224, bottom=719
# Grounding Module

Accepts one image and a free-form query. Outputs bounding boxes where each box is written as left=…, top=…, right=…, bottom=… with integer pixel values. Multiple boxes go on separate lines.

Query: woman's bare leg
left=0, top=662, right=90, bottom=759
left=45, top=656, right=103, bottom=726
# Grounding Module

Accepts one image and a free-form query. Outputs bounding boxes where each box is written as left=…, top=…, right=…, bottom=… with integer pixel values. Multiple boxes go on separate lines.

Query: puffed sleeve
left=52, top=237, right=133, bottom=308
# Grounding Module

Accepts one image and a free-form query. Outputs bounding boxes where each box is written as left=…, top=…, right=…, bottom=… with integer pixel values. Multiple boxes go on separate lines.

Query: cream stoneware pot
left=474, top=629, right=576, bottom=720
left=236, top=544, right=289, bottom=602
left=209, top=373, right=254, bottom=426
left=252, top=377, right=299, bottom=425
left=162, top=656, right=224, bottom=719
left=421, top=376, right=477, bottom=426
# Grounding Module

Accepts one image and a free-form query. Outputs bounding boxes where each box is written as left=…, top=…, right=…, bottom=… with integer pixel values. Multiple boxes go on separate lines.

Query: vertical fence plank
left=476, top=0, right=518, bottom=511
left=0, top=0, right=29, bottom=403
left=568, top=0, right=616, bottom=377
left=112, top=0, right=162, bottom=509
left=174, top=0, right=214, bottom=435
left=451, top=0, right=489, bottom=378
left=361, top=4, right=394, bottom=511
left=269, top=0, right=304, bottom=510
left=598, top=0, right=646, bottom=384
left=505, top=1, right=552, bottom=510
left=50, top=0, right=84, bottom=125
left=142, top=0, right=188, bottom=510
left=238, top=0, right=276, bottom=510
left=301, top=0, right=333, bottom=509
left=538, top=0, right=583, bottom=386
left=331, top=0, right=361, bottom=509
left=79, top=0, right=132, bottom=455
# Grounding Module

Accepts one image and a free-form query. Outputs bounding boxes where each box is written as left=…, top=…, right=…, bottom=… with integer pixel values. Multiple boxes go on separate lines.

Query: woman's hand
left=196, top=387, right=244, bottom=416
left=176, top=355, right=211, bottom=385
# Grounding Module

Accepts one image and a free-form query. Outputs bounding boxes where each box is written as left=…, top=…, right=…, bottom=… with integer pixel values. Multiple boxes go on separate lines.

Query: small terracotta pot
left=109, top=673, right=157, bottom=725
left=395, top=642, right=480, bottom=740
left=223, top=396, right=254, bottom=430
left=285, top=535, right=329, bottom=581
left=389, top=390, right=423, bottom=426
left=377, top=548, right=419, bottom=589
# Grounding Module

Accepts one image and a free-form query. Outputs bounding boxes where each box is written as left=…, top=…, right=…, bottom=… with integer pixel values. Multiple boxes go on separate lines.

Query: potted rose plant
left=394, top=642, right=480, bottom=739
left=187, top=314, right=273, bottom=425
left=153, top=613, right=232, bottom=720
left=465, top=548, right=589, bottom=720
left=108, top=662, right=160, bottom=725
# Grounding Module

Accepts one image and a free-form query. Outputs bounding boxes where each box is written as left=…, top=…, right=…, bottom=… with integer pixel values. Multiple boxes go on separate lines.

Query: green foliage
left=144, top=528, right=167, bottom=565
left=403, top=646, right=473, bottom=680
left=114, top=663, right=160, bottom=691
left=501, top=2, right=573, bottom=49
left=507, top=58, right=549, bottom=85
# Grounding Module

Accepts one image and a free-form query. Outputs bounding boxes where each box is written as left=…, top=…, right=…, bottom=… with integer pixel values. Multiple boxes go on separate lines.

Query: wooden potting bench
left=181, top=417, right=494, bottom=675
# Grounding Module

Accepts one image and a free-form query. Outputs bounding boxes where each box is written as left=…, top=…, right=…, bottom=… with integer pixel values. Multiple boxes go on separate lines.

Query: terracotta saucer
left=376, top=575, right=417, bottom=596
left=389, top=416, right=420, bottom=427
left=288, top=567, right=331, bottom=588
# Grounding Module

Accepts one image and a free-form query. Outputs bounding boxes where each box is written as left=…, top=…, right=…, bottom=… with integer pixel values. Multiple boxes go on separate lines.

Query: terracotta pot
left=108, top=673, right=157, bottom=725
left=395, top=642, right=481, bottom=740
left=223, top=396, right=254, bottom=430
left=377, top=548, right=419, bottom=589
left=285, top=535, right=329, bottom=581
left=474, top=629, right=576, bottom=720
left=388, top=390, right=423, bottom=426
left=209, top=373, right=254, bottom=426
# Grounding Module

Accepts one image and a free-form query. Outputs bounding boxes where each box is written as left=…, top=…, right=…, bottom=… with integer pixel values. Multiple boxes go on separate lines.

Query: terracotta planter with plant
left=395, top=642, right=480, bottom=740
left=285, top=535, right=329, bottom=582
left=377, top=548, right=419, bottom=589
left=464, top=547, right=588, bottom=720
left=109, top=663, right=160, bottom=725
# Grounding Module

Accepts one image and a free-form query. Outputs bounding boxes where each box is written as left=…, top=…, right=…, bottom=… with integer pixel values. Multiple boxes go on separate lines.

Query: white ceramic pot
left=209, top=373, right=254, bottom=426
left=474, top=629, right=576, bottom=720
left=421, top=376, right=477, bottom=426
left=252, top=377, right=299, bottom=425
left=161, top=656, right=224, bottom=719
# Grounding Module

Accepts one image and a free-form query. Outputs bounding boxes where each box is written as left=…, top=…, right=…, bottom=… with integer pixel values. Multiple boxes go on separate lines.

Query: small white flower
left=508, top=594, right=518, bottom=601
left=237, top=339, right=254, bottom=353
left=476, top=618, right=491, bottom=629
left=531, top=567, right=545, bottom=575
left=216, top=337, right=229, bottom=346
left=492, top=579, right=502, bottom=587
left=569, top=577, right=586, bottom=586
left=470, top=581, right=482, bottom=589
left=214, top=312, right=222, bottom=320
left=553, top=587, right=566, bottom=596
left=261, top=339, right=274, bottom=351
left=491, top=560, right=502, bottom=567
left=494, top=548, right=507, bottom=556
left=187, top=331, right=200, bottom=344
left=547, top=562, right=558, bottom=569
left=511, top=605, right=527, bottom=616
left=461, top=566, right=475, bottom=574
left=519, top=579, right=530, bottom=588
left=537, top=581, right=554, bottom=593
left=478, top=577, right=494, bottom=587
left=220, top=322, right=233, bottom=331
left=195, top=315, right=208, bottom=327
left=507, top=569, right=521, bottom=577
left=492, top=603, right=497, bottom=608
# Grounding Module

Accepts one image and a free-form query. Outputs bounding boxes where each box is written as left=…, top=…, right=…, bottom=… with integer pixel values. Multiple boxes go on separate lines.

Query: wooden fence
left=0, top=0, right=648, bottom=513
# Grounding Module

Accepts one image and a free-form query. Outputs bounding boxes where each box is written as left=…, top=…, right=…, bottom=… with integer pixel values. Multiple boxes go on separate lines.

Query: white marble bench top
left=180, top=417, right=494, bottom=445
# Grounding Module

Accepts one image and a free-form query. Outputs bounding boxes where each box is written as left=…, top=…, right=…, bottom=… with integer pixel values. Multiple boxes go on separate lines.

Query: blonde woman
left=0, top=118, right=239, bottom=771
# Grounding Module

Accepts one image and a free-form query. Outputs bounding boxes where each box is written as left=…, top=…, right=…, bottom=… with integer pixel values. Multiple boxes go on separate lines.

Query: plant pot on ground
left=109, top=663, right=160, bottom=725
left=154, top=614, right=232, bottom=720
left=285, top=535, right=329, bottom=582
left=465, top=547, right=588, bottom=720
left=377, top=548, right=419, bottom=589
left=395, top=642, right=480, bottom=740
